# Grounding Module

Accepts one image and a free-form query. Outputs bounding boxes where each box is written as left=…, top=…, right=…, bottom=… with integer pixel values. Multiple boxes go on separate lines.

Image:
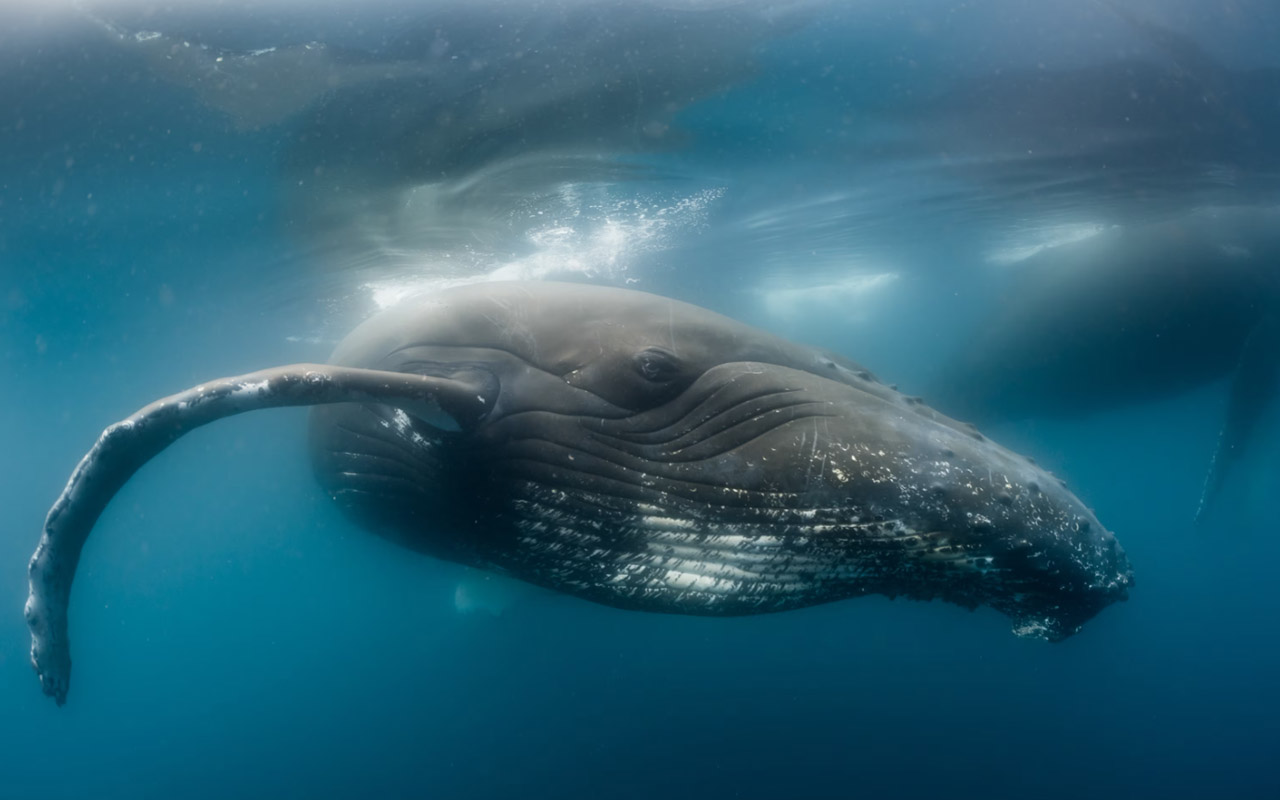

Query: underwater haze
left=4, top=1, right=1280, bottom=798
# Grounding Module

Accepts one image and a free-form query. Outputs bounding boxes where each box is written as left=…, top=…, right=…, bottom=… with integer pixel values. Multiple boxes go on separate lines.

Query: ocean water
left=3, top=1, right=1280, bottom=798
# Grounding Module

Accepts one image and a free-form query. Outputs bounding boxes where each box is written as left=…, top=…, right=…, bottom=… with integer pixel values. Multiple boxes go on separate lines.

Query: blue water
left=4, top=2, right=1280, bottom=798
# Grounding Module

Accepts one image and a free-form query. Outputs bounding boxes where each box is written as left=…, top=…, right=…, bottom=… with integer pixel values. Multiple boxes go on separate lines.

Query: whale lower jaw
left=479, top=481, right=1070, bottom=630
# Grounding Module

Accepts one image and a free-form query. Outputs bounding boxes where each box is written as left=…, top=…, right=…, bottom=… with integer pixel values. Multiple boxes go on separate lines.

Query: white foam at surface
left=364, top=185, right=725, bottom=309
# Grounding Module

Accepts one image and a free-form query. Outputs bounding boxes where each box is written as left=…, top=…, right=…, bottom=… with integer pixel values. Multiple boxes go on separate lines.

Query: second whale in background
left=931, top=207, right=1280, bottom=522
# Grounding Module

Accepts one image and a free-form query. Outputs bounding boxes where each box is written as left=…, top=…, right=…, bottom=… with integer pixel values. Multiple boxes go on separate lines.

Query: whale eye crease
left=633, top=347, right=683, bottom=382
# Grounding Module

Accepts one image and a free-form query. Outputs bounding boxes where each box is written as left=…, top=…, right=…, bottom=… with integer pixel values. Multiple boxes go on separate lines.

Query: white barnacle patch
left=1011, top=618, right=1051, bottom=639
left=235, top=379, right=271, bottom=395
left=231, top=379, right=272, bottom=408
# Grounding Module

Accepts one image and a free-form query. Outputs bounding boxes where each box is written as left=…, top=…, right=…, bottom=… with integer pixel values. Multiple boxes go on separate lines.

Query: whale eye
left=633, top=347, right=683, bottom=382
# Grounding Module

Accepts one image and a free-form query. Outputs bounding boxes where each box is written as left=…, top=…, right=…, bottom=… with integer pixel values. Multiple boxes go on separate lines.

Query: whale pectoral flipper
left=1197, top=312, right=1280, bottom=524
left=25, top=363, right=489, bottom=706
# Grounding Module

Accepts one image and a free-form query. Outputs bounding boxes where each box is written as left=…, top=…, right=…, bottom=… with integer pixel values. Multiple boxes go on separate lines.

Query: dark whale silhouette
left=27, top=282, right=1132, bottom=705
left=931, top=208, right=1280, bottom=522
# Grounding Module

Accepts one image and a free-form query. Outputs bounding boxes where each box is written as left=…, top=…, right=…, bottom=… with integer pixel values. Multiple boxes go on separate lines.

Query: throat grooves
left=479, top=479, right=991, bottom=616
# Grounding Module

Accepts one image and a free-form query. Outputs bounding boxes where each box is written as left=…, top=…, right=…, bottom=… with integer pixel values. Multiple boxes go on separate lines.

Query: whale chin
left=1004, top=584, right=1132, bottom=642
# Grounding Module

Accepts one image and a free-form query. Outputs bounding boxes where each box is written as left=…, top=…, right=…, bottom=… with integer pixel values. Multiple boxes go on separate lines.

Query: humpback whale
left=932, top=208, right=1280, bottom=522
left=27, top=282, right=1132, bottom=705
